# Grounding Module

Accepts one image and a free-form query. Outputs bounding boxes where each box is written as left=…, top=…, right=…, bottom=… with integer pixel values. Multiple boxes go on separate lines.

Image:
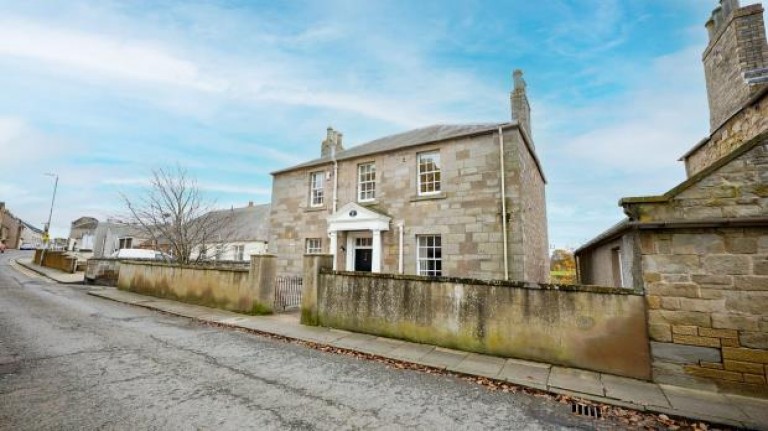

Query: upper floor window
left=309, top=171, right=325, bottom=207
left=358, top=163, right=376, bottom=202
left=417, top=234, right=442, bottom=277
left=306, top=238, right=322, bottom=254
left=417, top=151, right=441, bottom=195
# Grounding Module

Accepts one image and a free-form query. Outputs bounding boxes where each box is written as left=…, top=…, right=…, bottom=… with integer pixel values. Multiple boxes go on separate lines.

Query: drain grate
left=571, top=403, right=602, bottom=419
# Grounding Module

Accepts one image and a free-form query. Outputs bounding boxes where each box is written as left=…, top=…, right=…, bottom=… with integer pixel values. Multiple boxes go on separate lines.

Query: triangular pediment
left=328, top=202, right=391, bottom=232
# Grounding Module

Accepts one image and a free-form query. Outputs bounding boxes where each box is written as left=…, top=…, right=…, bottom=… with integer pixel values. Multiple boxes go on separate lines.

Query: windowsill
left=304, top=206, right=327, bottom=213
left=358, top=200, right=378, bottom=206
left=410, top=192, right=446, bottom=202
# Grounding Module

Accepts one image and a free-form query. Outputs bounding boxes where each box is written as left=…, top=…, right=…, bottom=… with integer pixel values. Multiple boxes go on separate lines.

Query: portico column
left=372, top=229, right=382, bottom=273
left=329, top=230, right=338, bottom=271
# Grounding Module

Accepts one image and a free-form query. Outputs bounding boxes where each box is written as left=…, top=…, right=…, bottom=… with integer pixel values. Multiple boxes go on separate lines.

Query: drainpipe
left=398, top=222, right=404, bottom=274
left=332, top=146, right=338, bottom=213
left=498, top=126, right=509, bottom=281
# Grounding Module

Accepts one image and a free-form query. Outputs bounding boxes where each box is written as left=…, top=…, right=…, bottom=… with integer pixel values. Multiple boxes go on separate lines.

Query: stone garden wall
left=117, top=255, right=276, bottom=315
left=301, top=255, right=651, bottom=380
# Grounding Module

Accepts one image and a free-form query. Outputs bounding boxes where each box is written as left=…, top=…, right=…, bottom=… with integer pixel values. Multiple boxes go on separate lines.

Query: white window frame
left=214, top=244, right=224, bottom=260
left=309, top=171, right=325, bottom=207
left=234, top=245, right=245, bottom=261
left=306, top=238, right=322, bottom=254
left=416, top=234, right=442, bottom=277
left=417, top=151, right=441, bottom=196
left=357, top=162, right=376, bottom=202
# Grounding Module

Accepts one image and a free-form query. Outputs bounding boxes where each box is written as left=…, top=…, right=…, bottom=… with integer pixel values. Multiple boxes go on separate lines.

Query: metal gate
left=273, top=275, right=303, bottom=311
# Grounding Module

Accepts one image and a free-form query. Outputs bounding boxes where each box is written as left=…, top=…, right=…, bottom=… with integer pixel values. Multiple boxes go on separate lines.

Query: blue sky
left=0, top=0, right=731, bottom=248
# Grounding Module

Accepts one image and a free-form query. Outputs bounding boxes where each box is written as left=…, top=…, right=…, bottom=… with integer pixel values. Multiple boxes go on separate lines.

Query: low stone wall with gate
left=301, top=255, right=651, bottom=380
left=117, top=255, right=280, bottom=314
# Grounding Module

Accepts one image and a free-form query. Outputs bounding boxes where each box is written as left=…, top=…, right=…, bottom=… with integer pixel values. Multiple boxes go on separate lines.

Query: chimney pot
left=248, top=201, right=254, bottom=207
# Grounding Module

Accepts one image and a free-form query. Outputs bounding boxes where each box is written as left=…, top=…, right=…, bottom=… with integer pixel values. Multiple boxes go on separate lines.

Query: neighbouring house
left=92, top=220, right=150, bottom=258
left=19, top=220, right=43, bottom=248
left=576, top=0, right=768, bottom=395
left=67, top=216, right=99, bottom=252
left=270, top=70, right=549, bottom=281
left=0, top=202, right=24, bottom=249
left=191, top=202, right=271, bottom=261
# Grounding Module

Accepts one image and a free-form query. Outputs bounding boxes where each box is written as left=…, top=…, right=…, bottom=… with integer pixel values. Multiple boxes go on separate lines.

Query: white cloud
left=0, top=18, right=226, bottom=92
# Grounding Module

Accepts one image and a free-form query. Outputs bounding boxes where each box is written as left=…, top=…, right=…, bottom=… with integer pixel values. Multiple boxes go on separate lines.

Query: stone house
left=576, top=0, right=768, bottom=396
left=269, top=71, right=549, bottom=282
left=0, top=202, right=24, bottom=249
left=19, top=220, right=43, bottom=249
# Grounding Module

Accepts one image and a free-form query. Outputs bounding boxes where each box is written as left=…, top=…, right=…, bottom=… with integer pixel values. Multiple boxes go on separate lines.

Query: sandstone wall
left=310, top=269, right=650, bottom=380
left=516, top=134, right=550, bottom=282
left=686, top=93, right=768, bottom=177
left=116, top=255, right=276, bottom=315
left=643, top=228, right=768, bottom=396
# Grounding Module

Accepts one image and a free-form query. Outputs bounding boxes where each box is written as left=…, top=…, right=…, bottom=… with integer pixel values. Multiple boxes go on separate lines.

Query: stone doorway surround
left=327, top=202, right=391, bottom=273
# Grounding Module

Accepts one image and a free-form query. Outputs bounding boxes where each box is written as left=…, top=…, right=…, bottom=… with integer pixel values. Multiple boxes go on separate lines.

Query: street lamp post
left=40, top=173, right=58, bottom=263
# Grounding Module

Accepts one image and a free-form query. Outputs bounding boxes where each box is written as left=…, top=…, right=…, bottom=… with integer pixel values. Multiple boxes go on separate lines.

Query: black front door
left=354, top=249, right=373, bottom=272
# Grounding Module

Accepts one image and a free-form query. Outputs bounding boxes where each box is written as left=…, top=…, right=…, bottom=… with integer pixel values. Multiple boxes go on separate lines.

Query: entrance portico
left=327, top=203, right=391, bottom=273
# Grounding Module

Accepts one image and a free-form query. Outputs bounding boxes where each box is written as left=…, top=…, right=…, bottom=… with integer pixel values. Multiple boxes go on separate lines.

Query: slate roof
left=272, top=123, right=507, bottom=175
left=205, top=203, right=271, bottom=242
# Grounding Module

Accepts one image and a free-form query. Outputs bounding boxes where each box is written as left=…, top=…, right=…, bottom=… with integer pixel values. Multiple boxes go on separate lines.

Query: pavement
left=14, top=255, right=768, bottom=430
left=15, top=257, right=85, bottom=284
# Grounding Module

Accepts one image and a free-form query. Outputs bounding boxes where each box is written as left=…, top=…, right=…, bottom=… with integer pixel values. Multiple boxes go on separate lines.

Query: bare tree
left=120, top=166, right=233, bottom=265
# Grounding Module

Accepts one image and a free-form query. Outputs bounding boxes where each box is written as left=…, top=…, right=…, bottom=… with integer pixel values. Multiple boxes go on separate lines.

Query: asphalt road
left=0, top=250, right=608, bottom=430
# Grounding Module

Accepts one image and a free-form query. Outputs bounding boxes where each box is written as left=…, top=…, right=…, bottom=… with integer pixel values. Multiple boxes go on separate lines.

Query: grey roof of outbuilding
left=272, top=123, right=507, bottom=175
left=205, top=203, right=271, bottom=242
left=573, top=219, right=631, bottom=255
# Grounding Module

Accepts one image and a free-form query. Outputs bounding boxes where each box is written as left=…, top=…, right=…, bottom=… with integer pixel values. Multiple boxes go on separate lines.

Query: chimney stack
left=320, top=126, right=345, bottom=158
left=702, top=0, right=767, bottom=131
left=510, top=69, right=532, bottom=139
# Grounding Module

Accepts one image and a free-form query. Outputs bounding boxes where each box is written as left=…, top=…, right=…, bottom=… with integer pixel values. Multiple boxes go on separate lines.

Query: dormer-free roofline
left=270, top=122, right=547, bottom=183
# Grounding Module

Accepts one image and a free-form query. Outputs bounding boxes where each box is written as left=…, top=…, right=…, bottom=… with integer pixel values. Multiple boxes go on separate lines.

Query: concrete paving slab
left=416, top=347, right=469, bottom=370
left=498, top=358, right=551, bottom=390
left=388, top=342, right=435, bottom=362
left=352, top=337, right=405, bottom=357
left=660, top=384, right=749, bottom=423
left=602, top=374, right=670, bottom=408
left=548, top=366, right=604, bottom=397
left=330, top=332, right=379, bottom=350
left=449, top=353, right=505, bottom=379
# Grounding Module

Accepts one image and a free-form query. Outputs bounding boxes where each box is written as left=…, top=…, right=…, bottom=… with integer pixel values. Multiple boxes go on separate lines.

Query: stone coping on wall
left=118, top=260, right=250, bottom=273
left=321, top=269, right=640, bottom=296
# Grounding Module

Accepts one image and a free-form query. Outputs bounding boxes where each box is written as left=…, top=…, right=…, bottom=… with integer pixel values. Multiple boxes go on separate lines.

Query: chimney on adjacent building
left=321, top=126, right=345, bottom=158
left=510, top=69, right=532, bottom=139
left=703, top=0, right=768, bottom=131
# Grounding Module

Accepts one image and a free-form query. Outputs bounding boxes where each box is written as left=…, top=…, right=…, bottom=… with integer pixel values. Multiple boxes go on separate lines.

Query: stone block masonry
left=643, top=228, right=768, bottom=397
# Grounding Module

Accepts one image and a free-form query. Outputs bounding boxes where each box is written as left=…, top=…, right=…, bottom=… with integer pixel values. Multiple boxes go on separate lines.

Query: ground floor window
left=306, top=238, right=322, bottom=254
left=234, top=245, right=245, bottom=261
left=417, top=234, right=442, bottom=276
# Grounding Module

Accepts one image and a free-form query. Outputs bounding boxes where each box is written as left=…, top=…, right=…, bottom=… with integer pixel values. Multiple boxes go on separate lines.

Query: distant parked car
left=110, top=248, right=173, bottom=261
left=19, top=243, right=36, bottom=250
